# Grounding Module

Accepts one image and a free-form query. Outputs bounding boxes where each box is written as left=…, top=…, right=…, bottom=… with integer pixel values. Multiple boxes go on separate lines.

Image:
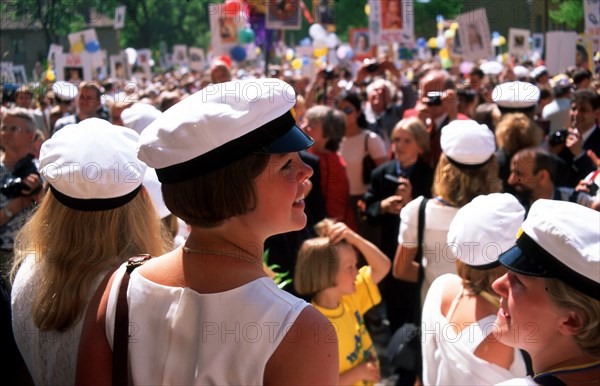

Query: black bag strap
left=363, top=130, right=370, bottom=153
left=416, top=197, right=428, bottom=263
left=112, top=254, right=152, bottom=386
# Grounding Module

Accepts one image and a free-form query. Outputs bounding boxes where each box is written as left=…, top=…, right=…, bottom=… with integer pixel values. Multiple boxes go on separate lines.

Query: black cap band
left=515, top=232, right=600, bottom=300
left=446, top=155, right=493, bottom=170
left=50, top=185, right=141, bottom=211
left=155, top=110, right=299, bottom=183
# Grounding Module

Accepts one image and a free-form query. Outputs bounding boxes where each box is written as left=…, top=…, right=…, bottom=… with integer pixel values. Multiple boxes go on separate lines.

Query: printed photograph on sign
left=54, top=53, right=93, bottom=82
left=508, top=28, right=531, bottom=59
left=173, top=45, right=189, bottom=67
left=532, top=33, right=544, bottom=54
left=189, top=47, right=206, bottom=72
left=110, top=52, right=130, bottom=80
left=47, top=44, right=63, bottom=67
left=381, top=0, right=402, bottom=30
left=135, top=48, right=153, bottom=81
left=577, top=35, right=593, bottom=71
left=456, top=9, right=492, bottom=62
left=0, top=62, right=14, bottom=83
left=266, top=0, right=301, bottom=30
left=12, top=65, right=27, bottom=84
left=350, top=28, right=376, bottom=61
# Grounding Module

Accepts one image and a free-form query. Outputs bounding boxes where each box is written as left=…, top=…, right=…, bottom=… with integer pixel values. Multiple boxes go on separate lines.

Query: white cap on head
left=121, top=102, right=162, bottom=134
left=513, top=65, right=529, bottom=79
left=447, top=193, right=526, bottom=269
left=440, top=120, right=495, bottom=167
left=492, top=81, right=540, bottom=110
left=138, top=78, right=314, bottom=183
left=40, top=118, right=147, bottom=211
left=530, top=65, right=548, bottom=80
left=499, top=199, right=600, bottom=300
left=52, top=81, right=79, bottom=102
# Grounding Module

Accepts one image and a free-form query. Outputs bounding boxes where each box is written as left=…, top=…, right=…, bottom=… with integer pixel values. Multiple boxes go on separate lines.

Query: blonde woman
left=10, top=119, right=169, bottom=386
left=493, top=200, right=600, bottom=386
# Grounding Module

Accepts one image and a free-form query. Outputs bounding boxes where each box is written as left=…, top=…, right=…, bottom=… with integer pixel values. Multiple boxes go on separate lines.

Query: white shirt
left=339, top=130, right=388, bottom=196
left=105, top=264, right=309, bottom=385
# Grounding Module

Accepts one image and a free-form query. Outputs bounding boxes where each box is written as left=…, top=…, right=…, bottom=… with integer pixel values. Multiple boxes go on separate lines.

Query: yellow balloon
left=45, top=68, right=56, bottom=82
left=499, top=36, right=506, bottom=46
left=427, top=37, right=438, bottom=49
left=286, top=51, right=294, bottom=61
left=450, top=22, right=459, bottom=31
left=364, top=4, right=369, bottom=16
left=291, top=58, right=302, bottom=70
left=255, top=47, right=262, bottom=55
left=437, top=22, right=444, bottom=31
left=439, top=48, right=449, bottom=60
left=71, top=41, right=84, bottom=53
left=315, top=59, right=322, bottom=68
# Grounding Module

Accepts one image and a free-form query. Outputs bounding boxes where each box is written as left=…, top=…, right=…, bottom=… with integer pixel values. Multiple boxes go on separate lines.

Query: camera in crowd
left=366, top=62, right=380, bottom=74
left=0, top=154, right=40, bottom=199
left=549, top=129, right=569, bottom=146
left=425, top=91, right=443, bottom=106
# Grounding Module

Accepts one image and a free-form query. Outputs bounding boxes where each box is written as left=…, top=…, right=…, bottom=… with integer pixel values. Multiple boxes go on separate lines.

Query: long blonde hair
left=11, top=188, right=170, bottom=332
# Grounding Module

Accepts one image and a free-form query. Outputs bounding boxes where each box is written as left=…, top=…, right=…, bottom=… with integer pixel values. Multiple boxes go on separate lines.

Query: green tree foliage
left=548, top=0, right=584, bottom=29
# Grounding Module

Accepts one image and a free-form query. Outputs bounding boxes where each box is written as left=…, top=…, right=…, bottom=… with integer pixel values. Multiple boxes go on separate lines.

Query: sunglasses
left=341, top=107, right=355, bottom=114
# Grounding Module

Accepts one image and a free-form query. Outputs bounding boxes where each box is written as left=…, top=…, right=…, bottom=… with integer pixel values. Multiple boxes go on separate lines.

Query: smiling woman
left=75, top=78, right=339, bottom=386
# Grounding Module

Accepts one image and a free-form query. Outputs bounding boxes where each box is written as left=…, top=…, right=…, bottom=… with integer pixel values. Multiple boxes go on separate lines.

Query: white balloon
left=436, top=35, right=446, bottom=49
left=326, top=32, right=339, bottom=48
left=309, top=23, right=327, bottom=40
left=313, top=37, right=328, bottom=49
left=125, top=47, right=137, bottom=66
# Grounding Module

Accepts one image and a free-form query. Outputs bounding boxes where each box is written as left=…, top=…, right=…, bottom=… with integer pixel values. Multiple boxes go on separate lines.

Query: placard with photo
left=266, top=0, right=302, bottom=30
left=47, top=44, right=63, bottom=67
left=68, top=29, right=103, bottom=68
left=12, top=65, right=27, bottom=85
left=189, top=47, right=206, bottom=72
left=545, top=31, right=577, bottom=76
left=456, top=8, right=493, bottom=62
left=350, top=28, right=376, bottom=62
left=1, top=62, right=15, bottom=83
left=209, top=4, right=239, bottom=55
left=508, top=28, right=530, bottom=59
left=532, top=33, right=544, bottom=54
left=135, top=48, right=153, bottom=80
left=110, top=52, right=130, bottom=80
left=368, top=0, right=413, bottom=45
left=173, top=45, right=189, bottom=67
left=54, top=53, right=93, bottom=82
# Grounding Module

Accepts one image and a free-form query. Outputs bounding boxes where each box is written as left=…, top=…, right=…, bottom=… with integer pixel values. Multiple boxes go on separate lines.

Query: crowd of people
left=1, top=46, right=599, bottom=386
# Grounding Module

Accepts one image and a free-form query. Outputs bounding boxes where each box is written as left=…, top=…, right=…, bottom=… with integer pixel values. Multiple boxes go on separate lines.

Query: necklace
left=182, top=245, right=264, bottom=269
left=534, top=361, right=600, bottom=382
left=434, top=196, right=457, bottom=207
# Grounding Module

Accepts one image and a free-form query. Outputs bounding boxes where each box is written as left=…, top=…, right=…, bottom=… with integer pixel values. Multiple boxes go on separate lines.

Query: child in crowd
left=294, top=219, right=391, bottom=386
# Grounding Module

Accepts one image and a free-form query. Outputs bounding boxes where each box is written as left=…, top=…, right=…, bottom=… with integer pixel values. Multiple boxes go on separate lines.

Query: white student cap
left=52, top=81, right=78, bottom=102
left=492, top=81, right=540, bottom=111
left=499, top=199, right=600, bottom=300
left=512, top=65, right=529, bottom=79
left=530, top=65, right=548, bottom=80
left=40, top=118, right=146, bottom=211
left=121, top=102, right=162, bottom=134
left=440, top=120, right=495, bottom=168
left=447, top=193, right=526, bottom=269
left=137, top=78, right=314, bottom=183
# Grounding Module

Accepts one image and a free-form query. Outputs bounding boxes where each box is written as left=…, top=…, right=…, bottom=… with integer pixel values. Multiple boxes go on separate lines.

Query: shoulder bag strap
left=112, top=254, right=152, bottom=386
left=416, top=198, right=428, bottom=307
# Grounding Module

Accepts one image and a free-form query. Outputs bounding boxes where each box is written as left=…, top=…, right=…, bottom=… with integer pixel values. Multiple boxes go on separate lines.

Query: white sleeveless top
left=105, top=263, right=309, bottom=385
left=422, top=274, right=527, bottom=385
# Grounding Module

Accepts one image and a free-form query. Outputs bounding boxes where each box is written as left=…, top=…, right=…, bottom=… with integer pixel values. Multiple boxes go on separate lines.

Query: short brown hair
left=78, top=81, right=103, bottom=100
left=294, top=237, right=340, bottom=296
left=161, top=153, right=270, bottom=228
left=495, top=113, right=542, bottom=156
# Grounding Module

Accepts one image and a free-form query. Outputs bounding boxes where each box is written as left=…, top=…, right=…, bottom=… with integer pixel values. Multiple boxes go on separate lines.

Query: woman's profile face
left=492, top=271, right=571, bottom=356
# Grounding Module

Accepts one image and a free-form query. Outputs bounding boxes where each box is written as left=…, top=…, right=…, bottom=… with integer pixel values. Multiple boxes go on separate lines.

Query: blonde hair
left=432, top=153, right=502, bottom=207
left=495, top=113, right=542, bottom=156
left=456, top=261, right=506, bottom=295
left=545, top=278, right=600, bottom=359
left=392, top=117, right=430, bottom=154
left=11, top=189, right=170, bottom=331
left=294, top=219, right=343, bottom=296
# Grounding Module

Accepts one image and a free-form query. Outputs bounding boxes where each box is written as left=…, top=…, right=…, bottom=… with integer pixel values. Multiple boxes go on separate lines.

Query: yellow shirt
left=313, top=266, right=382, bottom=386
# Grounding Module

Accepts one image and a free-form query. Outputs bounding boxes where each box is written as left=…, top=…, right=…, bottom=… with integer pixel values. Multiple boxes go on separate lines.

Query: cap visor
left=498, top=245, right=548, bottom=277
left=259, top=124, right=314, bottom=153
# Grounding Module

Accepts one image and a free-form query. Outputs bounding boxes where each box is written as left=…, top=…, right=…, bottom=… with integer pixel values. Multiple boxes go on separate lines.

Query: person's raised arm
left=328, top=221, right=391, bottom=284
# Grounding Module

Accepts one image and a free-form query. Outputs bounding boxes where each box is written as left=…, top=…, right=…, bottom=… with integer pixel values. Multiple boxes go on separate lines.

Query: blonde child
left=295, top=219, right=391, bottom=386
